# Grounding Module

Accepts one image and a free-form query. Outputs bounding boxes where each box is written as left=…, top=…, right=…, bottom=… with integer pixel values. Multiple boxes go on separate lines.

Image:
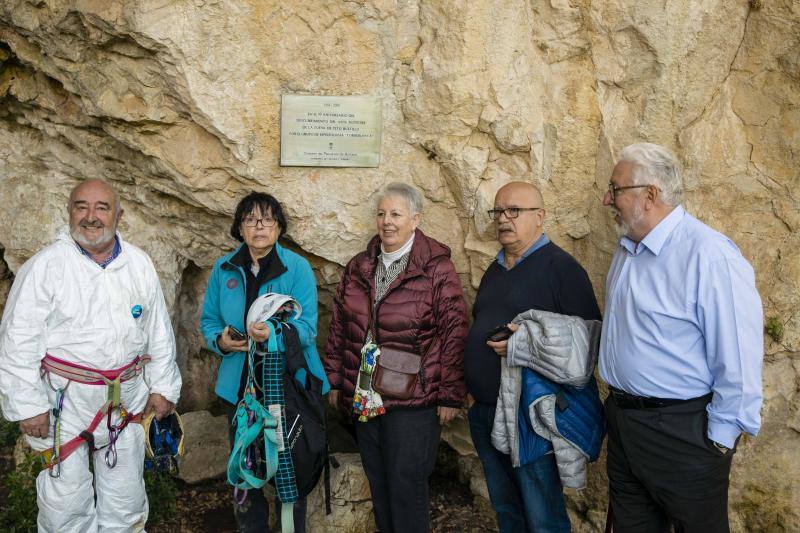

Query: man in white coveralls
left=0, top=179, right=182, bottom=532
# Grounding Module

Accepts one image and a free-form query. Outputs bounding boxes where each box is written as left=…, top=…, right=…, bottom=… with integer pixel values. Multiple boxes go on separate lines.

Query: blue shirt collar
left=75, top=235, right=122, bottom=268
left=496, top=233, right=550, bottom=270
left=620, top=205, right=685, bottom=256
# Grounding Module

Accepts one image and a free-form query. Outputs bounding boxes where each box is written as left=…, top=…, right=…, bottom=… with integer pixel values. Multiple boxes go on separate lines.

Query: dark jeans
left=355, top=407, right=441, bottom=533
left=226, top=404, right=307, bottom=533
left=468, top=402, right=570, bottom=533
left=605, top=395, right=735, bottom=533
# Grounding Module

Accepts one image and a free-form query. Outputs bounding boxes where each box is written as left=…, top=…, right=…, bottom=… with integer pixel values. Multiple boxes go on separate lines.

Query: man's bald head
left=495, top=181, right=544, bottom=209
left=69, top=179, right=121, bottom=215
left=492, top=181, right=546, bottom=265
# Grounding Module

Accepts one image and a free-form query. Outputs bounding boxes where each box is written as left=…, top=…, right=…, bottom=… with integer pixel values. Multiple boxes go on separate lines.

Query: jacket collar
left=359, top=228, right=450, bottom=288
left=222, top=241, right=287, bottom=282
left=57, top=231, right=129, bottom=270
left=620, top=205, right=685, bottom=257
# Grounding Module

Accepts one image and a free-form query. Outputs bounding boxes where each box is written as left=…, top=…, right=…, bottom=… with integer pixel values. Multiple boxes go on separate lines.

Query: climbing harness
left=38, top=353, right=150, bottom=475
left=143, top=411, right=185, bottom=474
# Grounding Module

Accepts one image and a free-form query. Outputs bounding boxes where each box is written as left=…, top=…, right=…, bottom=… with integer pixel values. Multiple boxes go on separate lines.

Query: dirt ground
left=148, top=444, right=498, bottom=533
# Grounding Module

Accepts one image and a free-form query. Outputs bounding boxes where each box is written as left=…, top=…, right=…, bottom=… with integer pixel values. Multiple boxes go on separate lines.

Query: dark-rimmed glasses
left=242, top=216, right=276, bottom=228
left=607, top=183, right=652, bottom=201
left=487, top=207, right=541, bottom=220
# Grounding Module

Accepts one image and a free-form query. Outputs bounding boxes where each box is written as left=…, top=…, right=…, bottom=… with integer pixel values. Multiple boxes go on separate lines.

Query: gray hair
left=618, top=143, right=683, bottom=206
left=376, top=182, right=424, bottom=215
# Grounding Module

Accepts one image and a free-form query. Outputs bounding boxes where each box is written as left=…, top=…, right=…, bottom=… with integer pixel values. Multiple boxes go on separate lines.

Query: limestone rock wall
left=0, top=1, right=797, bottom=530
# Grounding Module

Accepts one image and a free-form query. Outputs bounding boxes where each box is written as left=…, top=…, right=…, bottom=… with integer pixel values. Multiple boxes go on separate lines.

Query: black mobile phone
left=487, top=325, right=513, bottom=342
left=228, top=326, right=247, bottom=342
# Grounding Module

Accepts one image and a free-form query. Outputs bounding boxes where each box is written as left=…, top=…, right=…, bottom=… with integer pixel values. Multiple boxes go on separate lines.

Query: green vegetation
left=0, top=416, right=20, bottom=448
left=0, top=453, right=43, bottom=533
left=145, top=470, right=178, bottom=526
left=764, top=315, right=784, bottom=343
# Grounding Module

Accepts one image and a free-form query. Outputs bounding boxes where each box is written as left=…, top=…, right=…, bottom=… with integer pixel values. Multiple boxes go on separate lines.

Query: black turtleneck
left=229, top=244, right=286, bottom=326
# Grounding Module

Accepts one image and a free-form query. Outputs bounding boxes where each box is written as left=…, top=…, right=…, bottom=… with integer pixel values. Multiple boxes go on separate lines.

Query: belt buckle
left=611, top=388, right=626, bottom=405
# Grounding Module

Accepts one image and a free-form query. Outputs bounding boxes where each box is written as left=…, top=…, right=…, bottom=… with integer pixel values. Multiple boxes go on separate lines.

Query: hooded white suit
left=0, top=232, right=182, bottom=532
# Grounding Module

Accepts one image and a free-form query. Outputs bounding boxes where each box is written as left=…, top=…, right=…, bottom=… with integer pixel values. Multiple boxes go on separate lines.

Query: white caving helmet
left=246, top=292, right=302, bottom=326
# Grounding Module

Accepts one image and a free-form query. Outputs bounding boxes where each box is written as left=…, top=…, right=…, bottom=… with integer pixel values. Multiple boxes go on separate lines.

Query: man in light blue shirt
left=599, top=143, right=763, bottom=533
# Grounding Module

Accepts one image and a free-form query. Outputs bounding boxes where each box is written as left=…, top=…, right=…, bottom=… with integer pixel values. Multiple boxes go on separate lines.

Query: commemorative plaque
left=280, top=95, right=382, bottom=167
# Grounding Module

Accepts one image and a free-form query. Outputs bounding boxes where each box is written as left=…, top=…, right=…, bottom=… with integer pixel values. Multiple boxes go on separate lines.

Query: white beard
left=615, top=201, right=644, bottom=239
left=71, top=224, right=116, bottom=250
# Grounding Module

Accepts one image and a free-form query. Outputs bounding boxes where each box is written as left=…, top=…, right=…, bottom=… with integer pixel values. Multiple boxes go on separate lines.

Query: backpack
left=282, top=324, right=332, bottom=509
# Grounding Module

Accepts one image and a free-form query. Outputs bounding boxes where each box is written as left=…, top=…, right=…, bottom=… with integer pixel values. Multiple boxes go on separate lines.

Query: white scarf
left=380, top=233, right=415, bottom=268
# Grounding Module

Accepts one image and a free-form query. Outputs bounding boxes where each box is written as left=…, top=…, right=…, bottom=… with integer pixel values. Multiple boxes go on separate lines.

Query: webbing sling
left=226, top=323, right=282, bottom=498
left=227, top=392, right=279, bottom=489
left=259, top=320, right=297, bottom=533
left=226, top=321, right=297, bottom=533
left=38, top=354, right=149, bottom=473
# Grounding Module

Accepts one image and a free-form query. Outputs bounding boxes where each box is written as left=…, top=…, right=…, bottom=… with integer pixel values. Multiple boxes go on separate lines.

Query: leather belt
left=609, top=387, right=710, bottom=409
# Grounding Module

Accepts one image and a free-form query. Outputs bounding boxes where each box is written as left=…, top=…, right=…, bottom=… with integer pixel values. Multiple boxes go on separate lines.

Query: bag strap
left=367, top=293, right=378, bottom=343
left=368, top=288, right=437, bottom=366
left=282, top=323, right=308, bottom=376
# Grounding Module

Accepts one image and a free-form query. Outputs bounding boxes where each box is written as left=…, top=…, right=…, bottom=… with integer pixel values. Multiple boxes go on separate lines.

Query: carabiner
left=234, top=487, right=249, bottom=506
left=49, top=389, right=66, bottom=478
left=105, top=443, right=118, bottom=468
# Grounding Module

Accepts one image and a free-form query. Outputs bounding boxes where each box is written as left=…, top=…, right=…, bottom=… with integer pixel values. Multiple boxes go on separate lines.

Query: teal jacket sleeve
left=285, top=257, right=318, bottom=349
left=200, top=262, right=227, bottom=356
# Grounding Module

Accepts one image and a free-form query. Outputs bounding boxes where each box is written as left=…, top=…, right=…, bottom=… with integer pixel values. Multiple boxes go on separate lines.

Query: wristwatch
left=712, top=440, right=730, bottom=453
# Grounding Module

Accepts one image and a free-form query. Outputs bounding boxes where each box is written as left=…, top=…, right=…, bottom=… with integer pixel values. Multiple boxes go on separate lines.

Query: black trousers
left=355, top=407, right=441, bottom=533
left=605, top=395, right=735, bottom=533
left=226, top=404, right=307, bottom=533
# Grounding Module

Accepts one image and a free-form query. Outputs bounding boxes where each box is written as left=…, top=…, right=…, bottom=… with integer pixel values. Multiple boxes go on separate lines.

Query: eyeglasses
left=607, top=183, right=652, bottom=201
left=242, top=216, right=276, bottom=228
left=487, top=207, right=541, bottom=220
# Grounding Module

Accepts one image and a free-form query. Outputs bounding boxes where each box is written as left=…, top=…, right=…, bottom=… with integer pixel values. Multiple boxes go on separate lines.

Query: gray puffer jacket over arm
left=508, top=310, right=601, bottom=387
left=491, top=309, right=602, bottom=489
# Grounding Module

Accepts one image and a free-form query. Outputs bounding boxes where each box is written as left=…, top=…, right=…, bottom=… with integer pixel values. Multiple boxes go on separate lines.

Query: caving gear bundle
left=37, top=353, right=150, bottom=475
left=143, top=411, right=185, bottom=474
left=227, top=293, right=331, bottom=533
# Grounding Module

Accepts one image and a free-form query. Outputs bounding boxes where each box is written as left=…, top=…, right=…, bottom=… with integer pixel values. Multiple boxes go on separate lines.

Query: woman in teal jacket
left=200, top=191, right=329, bottom=533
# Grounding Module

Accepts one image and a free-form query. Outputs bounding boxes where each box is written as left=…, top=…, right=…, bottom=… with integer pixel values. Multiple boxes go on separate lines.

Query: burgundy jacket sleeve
left=324, top=262, right=351, bottom=390
left=431, top=257, right=468, bottom=407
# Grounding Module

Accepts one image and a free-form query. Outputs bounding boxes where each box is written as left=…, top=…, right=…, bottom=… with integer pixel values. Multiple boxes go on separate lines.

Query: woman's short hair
left=618, top=143, right=683, bottom=207
left=230, top=191, right=287, bottom=242
left=376, top=182, right=424, bottom=215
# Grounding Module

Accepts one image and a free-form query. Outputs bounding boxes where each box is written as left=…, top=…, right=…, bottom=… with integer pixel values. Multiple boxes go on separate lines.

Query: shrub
left=0, top=453, right=42, bottom=533
left=145, top=470, right=178, bottom=526
left=765, top=315, right=784, bottom=343
left=0, top=417, right=20, bottom=448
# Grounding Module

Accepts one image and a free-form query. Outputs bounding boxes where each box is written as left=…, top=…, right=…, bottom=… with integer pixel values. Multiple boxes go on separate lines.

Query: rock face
left=176, top=410, right=229, bottom=485
left=0, top=1, right=797, bottom=530
left=306, top=453, right=376, bottom=533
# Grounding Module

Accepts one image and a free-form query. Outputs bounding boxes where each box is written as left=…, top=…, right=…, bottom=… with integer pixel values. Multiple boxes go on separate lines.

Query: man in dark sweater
left=465, top=182, right=601, bottom=532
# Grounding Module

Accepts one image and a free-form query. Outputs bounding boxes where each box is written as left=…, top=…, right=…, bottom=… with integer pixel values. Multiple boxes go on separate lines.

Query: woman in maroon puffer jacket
left=324, top=182, right=468, bottom=533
